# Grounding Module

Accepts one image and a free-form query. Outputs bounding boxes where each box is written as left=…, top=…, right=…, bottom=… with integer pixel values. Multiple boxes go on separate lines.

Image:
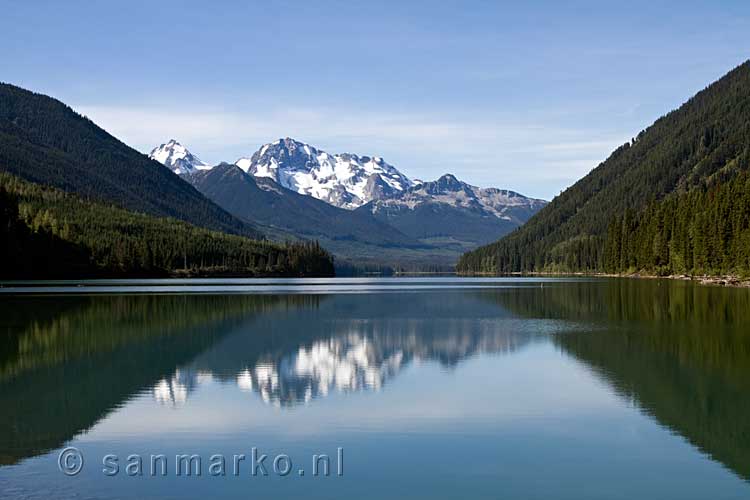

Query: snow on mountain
left=234, top=138, right=414, bottom=209
left=149, top=139, right=212, bottom=175
left=148, top=138, right=545, bottom=222
left=365, top=174, right=547, bottom=223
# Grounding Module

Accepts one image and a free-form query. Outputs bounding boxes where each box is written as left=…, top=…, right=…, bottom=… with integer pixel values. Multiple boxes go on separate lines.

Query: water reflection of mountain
left=158, top=292, right=554, bottom=407
left=10, top=280, right=739, bottom=477
left=0, top=290, right=553, bottom=464
left=482, top=279, right=750, bottom=481
left=0, top=294, right=319, bottom=465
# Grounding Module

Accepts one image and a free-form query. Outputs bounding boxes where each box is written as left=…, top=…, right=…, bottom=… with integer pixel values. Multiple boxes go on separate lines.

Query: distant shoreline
left=455, top=271, right=750, bottom=287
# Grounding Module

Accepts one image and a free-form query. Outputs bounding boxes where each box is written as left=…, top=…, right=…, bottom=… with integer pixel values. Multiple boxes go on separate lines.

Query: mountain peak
left=234, top=140, right=412, bottom=209
left=149, top=140, right=210, bottom=175
left=413, top=173, right=467, bottom=196
left=271, top=137, right=308, bottom=151
left=436, top=173, right=462, bottom=189
left=366, top=172, right=547, bottom=224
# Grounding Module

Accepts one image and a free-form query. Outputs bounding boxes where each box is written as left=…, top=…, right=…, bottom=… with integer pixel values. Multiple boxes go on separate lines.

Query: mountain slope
left=162, top=138, right=547, bottom=269
left=458, top=61, right=750, bottom=274
left=187, top=164, right=547, bottom=268
left=187, top=163, right=422, bottom=248
left=149, top=139, right=211, bottom=175
left=601, top=171, right=750, bottom=276
left=235, top=137, right=413, bottom=209
left=0, top=172, right=334, bottom=278
left=360, top=174, right=546, bottom=248
left=0, top=83, right=257, bottom=237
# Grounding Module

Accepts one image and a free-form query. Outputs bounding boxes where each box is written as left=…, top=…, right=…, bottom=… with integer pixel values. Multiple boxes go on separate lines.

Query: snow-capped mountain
left=366, top=174, right=547, bottom=224
left=149, top=139, right=212, bottom=175
left=147, top=137, right=547, bottom=265
left=187, top=162, right=421, bottom=248
left=354, top=174, right=547, bottom=248
left=235, top=138, right=413, bottom=209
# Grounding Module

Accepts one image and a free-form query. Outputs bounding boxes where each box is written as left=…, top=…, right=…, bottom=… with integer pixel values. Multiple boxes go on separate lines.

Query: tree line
left=603, top=172, right=750, bottom=276
left=0, top=173, right=334, bottom=279
left=457, top=171, right=750, bottom=277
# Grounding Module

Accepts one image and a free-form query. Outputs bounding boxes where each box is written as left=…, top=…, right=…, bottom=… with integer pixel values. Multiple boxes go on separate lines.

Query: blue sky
left=2, top=0, right=749, bottom=199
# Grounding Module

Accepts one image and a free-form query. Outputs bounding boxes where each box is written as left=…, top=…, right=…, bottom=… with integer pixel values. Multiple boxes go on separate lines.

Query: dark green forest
left=458, top=61, right=750, bottom=277
left=0, top=82, right=257, bottom=237
left=0, top=173, right=334, bottom=278
left=603, top=172, right=750, bottom=275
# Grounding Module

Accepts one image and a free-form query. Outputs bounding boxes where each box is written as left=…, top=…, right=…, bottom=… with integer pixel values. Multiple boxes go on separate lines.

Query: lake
left=0, top=277, right=748, bottom=499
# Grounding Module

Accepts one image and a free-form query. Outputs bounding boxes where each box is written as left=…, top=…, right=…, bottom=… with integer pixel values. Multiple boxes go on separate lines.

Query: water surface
left=0, top=278, right=748, bottom=499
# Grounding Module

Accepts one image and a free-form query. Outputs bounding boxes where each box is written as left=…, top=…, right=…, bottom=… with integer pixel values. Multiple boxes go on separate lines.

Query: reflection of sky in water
left=2, top=282, right=750, bottom=500
left=103, top=341, right=622, bottom=437
left=83, top=340, right=748, bottom=500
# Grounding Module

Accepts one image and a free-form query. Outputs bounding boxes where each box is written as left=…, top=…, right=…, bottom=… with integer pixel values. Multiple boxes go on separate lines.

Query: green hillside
left=458, top=61, right=750, bottom=276
left=0, top=173, right=333, bottom=278
left=603, top=172, right=750, bottom=275
left=0, top=83, right=257, bottom=237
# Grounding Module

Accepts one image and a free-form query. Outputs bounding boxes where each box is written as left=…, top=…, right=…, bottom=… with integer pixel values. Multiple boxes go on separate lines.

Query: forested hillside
left=603, top=172, right=750, bottom=275
left=0, top=174, right=334, bottom=278
left=0, top=83, right=256, bottom=237
left=458, top=61, right=750, bottom=276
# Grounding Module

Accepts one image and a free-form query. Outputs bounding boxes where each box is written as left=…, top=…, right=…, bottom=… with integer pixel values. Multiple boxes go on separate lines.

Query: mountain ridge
left=0, top=83, right=259, bottom=238
left=151, top=138, right=547, bottom=268
left=363, top=173, right=547, bottom=224
left=188, top=162, right=424, bottom=249
left=358, top=173, right=547, bottom=248
left=150, top=137, right=545, bottom=221
left=235, top=137, right=414, bottom=209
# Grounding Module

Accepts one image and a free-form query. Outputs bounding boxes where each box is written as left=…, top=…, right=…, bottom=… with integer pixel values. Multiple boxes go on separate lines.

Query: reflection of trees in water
left=8, top=280, right=744, bottom=482
left=480, top=278, right=750, bottom=324
left=0, top=294, right=319, bottom=465
left=2, top=291, right=542, bottom=463
left=482, top=279, right=750, bottom=481
left=559, top=324, right=750, bottom=481
left=0, top=294, right=323, bottom=382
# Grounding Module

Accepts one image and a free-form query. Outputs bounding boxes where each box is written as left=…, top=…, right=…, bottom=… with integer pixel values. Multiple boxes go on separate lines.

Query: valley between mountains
left=150, top=137, right=547, bottom=271
left=3, top=60, right=750, bottom=280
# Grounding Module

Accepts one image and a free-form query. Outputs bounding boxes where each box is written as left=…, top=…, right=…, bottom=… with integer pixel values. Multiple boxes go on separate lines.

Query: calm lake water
left=0, top=277, right=748, bottom=499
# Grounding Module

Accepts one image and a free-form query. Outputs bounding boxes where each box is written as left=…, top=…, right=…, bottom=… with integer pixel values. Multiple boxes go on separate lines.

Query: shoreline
left=603, top=272, right=750, bottom=288
left=456, top=271, right=750, bottom=287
